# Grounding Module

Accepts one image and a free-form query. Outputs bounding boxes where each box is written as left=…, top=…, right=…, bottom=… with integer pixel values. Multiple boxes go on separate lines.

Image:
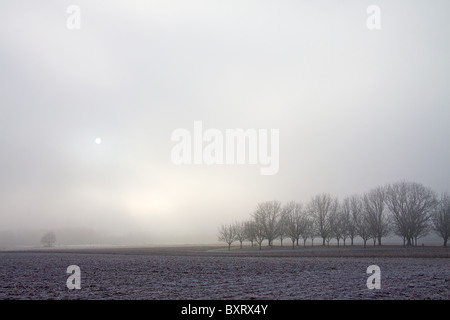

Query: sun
left=95, top=138, right=102, bottom=144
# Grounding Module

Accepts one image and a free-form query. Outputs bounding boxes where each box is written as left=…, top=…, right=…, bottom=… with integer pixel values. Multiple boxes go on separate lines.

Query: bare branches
left=431, top=193, right=450, bottom=247
left=233, top=221, right=246, bottom=249
left=307, top=194, right=338, bottom=246
left=340, top=197, right=356, bottom=245
left=244, top=220, right=257, bottom=247
left=252, top=200, right=282, bottom=247
left=282, top=202, right=304, bottom=248
left=41, top=231, right=56, bottom=247
left=218, top=181, right=445, bottom=249
left=385, top=182, right=438, bottom=246
left=217, top=224, right=236, bottom=250
left=363, top=186, right=390, bottom=246
left=351, top=195, right=371, bottom=248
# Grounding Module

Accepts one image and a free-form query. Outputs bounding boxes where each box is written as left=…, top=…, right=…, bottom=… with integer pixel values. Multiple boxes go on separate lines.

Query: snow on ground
left=0, top=247, right=448, bottom=300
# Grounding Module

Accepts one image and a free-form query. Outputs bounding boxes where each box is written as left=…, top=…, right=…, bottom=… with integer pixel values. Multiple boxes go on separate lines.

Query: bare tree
left=341, top=197, right=356, bottom=245
left=217, top=224, right=236, bottom=250
left=325, top=231, right=333, bottom=247
left=233, top=221, right=246, bottom=249
left=350, top=195, right=370, bottom=248
left=327, top=203, right=340, bottom=246
left=356, top=212, right=371, bottom=248
left=308, top=194, right=337, bottom=246
left=363, top=187, right=390, bottom=246
left=331, top=208, right=346, bottom=247
left=244, top=220, right=257, bottom=247
left=277, top=213, right=287, bottom=247
left=41, top=231, right=56, bottom=247
left=339, top=206, right=350, bottom=246
left=253, top=219, right=266, bottom=250
left=301, top=218, right=314, bottom=247
left=307, top=219, right=318, bottom=247
left=282, top=202, right=304, bottom=248
left=252, top=200, right=282, bottom=247
left=385, top=182, right=438, bottom=246
left=431, top=193, right=450, bottom=247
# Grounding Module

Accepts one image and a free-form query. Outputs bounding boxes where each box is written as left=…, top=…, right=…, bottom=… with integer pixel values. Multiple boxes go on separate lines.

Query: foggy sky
left=1, top=0, right=449, bottom=244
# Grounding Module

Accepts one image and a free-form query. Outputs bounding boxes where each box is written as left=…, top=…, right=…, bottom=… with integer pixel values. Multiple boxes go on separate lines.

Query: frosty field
left=0, top=246, right=448, bottom=300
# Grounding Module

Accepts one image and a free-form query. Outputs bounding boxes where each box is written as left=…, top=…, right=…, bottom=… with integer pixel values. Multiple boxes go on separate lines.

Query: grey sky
left=1, top=0, right=449, bottom=243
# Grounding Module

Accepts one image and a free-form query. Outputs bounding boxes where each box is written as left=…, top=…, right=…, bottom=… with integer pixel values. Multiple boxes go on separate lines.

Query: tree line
left=218, top=181, right=450, bottom=250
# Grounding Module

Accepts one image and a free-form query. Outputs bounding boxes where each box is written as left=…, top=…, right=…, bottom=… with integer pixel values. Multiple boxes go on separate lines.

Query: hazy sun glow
left=122, top=192, right=174, bottom=222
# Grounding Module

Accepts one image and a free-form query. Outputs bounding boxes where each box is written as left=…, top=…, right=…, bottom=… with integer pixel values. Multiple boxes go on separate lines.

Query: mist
left=1, top=1, right=449, bottom=248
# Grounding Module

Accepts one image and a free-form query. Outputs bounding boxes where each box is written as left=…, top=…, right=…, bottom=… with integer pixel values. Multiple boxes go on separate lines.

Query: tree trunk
left=240, top=241, right=242, bottom=249
left=292, top=240, right=295, bottom=249
left=296, top=238, right=299, bottom=246
left=444, top=238, right=448, bottom=247
left=363, top=239, right=367, bottom=248
left=406, top=237, right=411, bottom=246
left=228, top=243, right=231, bottom=251
left=303, top=239, right=306, bottom=247
left=351, top=237, right=354, bottom=246
left=378, top=237, right=382, bottom=246
left=322, top=238, right=326, bottom=246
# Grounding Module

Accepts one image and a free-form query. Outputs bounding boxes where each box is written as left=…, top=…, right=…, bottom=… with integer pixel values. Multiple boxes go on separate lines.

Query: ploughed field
left=0, top=246, right=448, bottom=299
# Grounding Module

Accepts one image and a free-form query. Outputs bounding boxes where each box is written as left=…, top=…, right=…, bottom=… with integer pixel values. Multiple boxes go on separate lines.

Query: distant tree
left=431, top=193, right=450, bottom=247
left=331, top=208, right=346, bottom=247
left=337, top=200, right=351, bottom=246
left=325, top=201, right=339, bottom=247
left=244, top=220, right=257, bottom=247
left=41, top=231, right=56, bottom=247
left=350, top=195, right=370, bottom=248
left=282, top=201, right=303, bottom=248
left=356, top=214, right=371, bottom=248
left=233, top=221, right=246, bottom=249
left=325, top=231, right=333, bottom=247
left=218, top=224, right=236, bottom=250
left=385, top=182, right=438, bottom=246
left=301, top=218, right=314, bottom=247
left=363, top=187, right=390, bottom=246
left=216, top=180, right=444, bottom=249
left=343, top=196, right=359, bottom=246
left=307, top=219, right=318, bottom=247
left=308, top=194, right=338, bottom=246
left=277, top=212, right=287, bottom=247
left=252, top=200, right=282, bottom=247
left=253, top=219, right=266, bottom=250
